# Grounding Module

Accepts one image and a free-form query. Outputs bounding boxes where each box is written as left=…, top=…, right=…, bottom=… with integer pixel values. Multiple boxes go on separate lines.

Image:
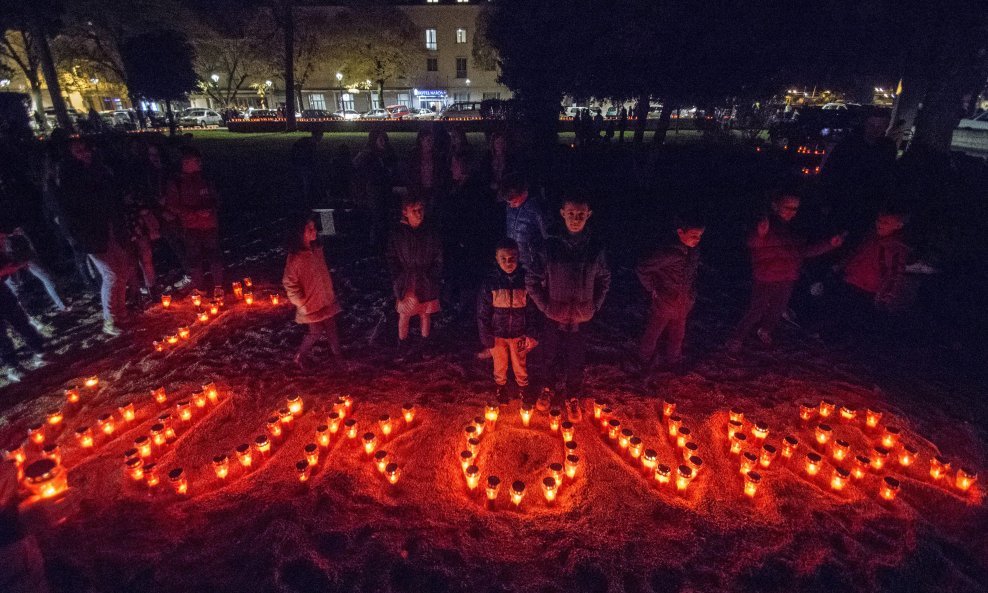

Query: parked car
left=100, top=110, right=137, bottom=130
left=246, top=109, right=280, bottom=120
left=440, top=102, right=483, bottom=120
left=44, top=107, right=82, bottom=128
left=179, top=108, right=223, bottom=127
left=957, top=111, right=988, bottom=130
left=300, top=109, right=334, bottom=119
left=386, top=105, right=411, bottom=119
left=409, top=108, right=438, bottom=120
left=362, top=108, right=389, bottom=119
left=332, top=109, right=361, bottom=121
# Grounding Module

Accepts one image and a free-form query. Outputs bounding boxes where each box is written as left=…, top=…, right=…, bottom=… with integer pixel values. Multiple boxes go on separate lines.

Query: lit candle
left=42, top=444, right=61, bottom=465
left=663, top=399, right=677, bottom=419
left=865, top=408, right=883, bottom=428
left=510, top=481, right=525, bottom=507
left=759, top=444, right=777, bottom=468
left=687, top=455, right=704, bottom=474
left=815, top=424, right=832, bottom=446
left=168, top=467, right=187, bottom=495
left=236, top=443, right=253, bottom=467
left=629, top=437, right=644, bottom=459
left=123, top=447, right=140, bottom=463
left=374, top=450, right=389, bottom=473
left=880, top=426, right=900, bottom=449
left=203, top=383, right=219, bottom=404
left=831, top=439, right=850, bottom=462
left=751, top=421, right=769, bottom=441
left=161, top=294, right=172, bottom=308
left=655, top=464, right=672, bottom=486
left=232, top=282, right=244, bottom=300
left=296, top=460, right=311, bottom=482
left=27, top=423, right=45, bottom=445
left=872, top=447, right=889, bottom=470
left=97, top=414, right=116, bottom=436
left=676, top=465, right=693, bottom=491
left=270, top=294, right=281, bottom=306
left=152, top=387, right=167, bottom=405
left=819, top=399, right=835, bottom=418
left=542, top=477, right=558, bottom=503
left=565, top=454, right=580, bottom=479
left=852, top=455, right=870, bottom=479
left=178, top=326, right=190, bottom=340
left=548, top=409, right=562, bottom=432
left=599, top=407, right=614, bottom=429
left=464, top=424, right=478, bottom=442
left=65, top=387, right=81, bottom=404
left=805, top=452, right=822, bottom=476
left=23, top=459, right=68, bottom=499
left=730, top=432, right=747, bottom=455
left=362, top=432, right=377, bottom=455
left=682, top=441, right=699, bottom=461
left=799, top=402, right=816, bottom=421
left=166, top=334, right=179, bottom=345
left=740, top=451, right=758, bottom=475
left=4, top=446, right=26, bottom=465
left=561, top=421, right=575, bottom=443
left=244, top=292, right=254, bottom=306
left=316, top=424, right=330, bottom=447
left=898, top=444, right=917, bottom=467
left=209, top=303, right=219, bottom=316
left=213, top=454, right=230, bottom=479
left=287, top=396, right=303, bottom=416
left=405, top=403, right=418, bottom=424
left=955, top=468, right=977, bottom=492
left=839, top=405, right=857, bottom=422
left=831, top=467, right=850, bottom=491
left=344, top=419, right=358, bottom=439
left=879, top=476, right=900, bottom=501
left=727, top=420, right=743, bottom=441
left=729, top=408, right=744, bottom=424
left=379, top=415, right=393, bottom=437
left=667, top=415, right=682, bottom=438
left=548, top=462, right=564, bottom=483
left=192, top=392, right=207, bottom=408
left=197, top=311, right=209, bottom=323
left=467, top=437, right=480, bottom=455
left=153, top=340, right=165, bottom=352
left=327, top=412, right=342, bottom=434
left=465, top=465, right=480, bottom=491
left=46, top=409, right=64, bottom=427
left=135, top=436, right=152, bottom=458
left=929, top=456, right=949, bottom=480
left=304, top=443, right=319, bottom=466
left=607, top=419, right=621, bottom=441
left=619, top=428, right=633, bottom=450
left=243, top=277, right=253, bottom=289
left=118, top=402, right=136, bottom=422
left=254, top=435, right=271, bottom=456
left=642, top=449, right=657, bottom=473
left=781, top=436, right=798, bottom=459
left=744, top=470, right=761, bottom=497
left=565, top=441, right=579, bottom=457
left=176, top=401, right=192, bottom=422
left=144, top=463, right=159, bottom=488
left=594, top=400, right=607, bottom=420
left=486, top=476, right=501, bottom=501
left=520, top=404, right=533, bottom=427
left=150, top=423, right=166, bottom=446
left=460, top=450, right=474, bottom=472
left=483, top=403, right=498, bottom=424
left=676, top=427, right=691, bottom=449
left=191, top=293, right=202, bottom=307
left=385, top=463, right=400, bottom=484
left=279, top=408, right=293, bottom=426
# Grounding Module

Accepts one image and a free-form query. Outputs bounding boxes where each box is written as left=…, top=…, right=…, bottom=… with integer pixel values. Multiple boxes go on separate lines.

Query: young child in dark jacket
left=835, top=211, right=910, bottom=327
left=477, top=239, right=540, bottom=401
left=635, top=218, right=704, bottom=370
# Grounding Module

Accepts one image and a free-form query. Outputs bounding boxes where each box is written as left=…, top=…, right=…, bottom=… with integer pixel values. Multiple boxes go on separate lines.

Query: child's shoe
left=535, top=388, right=552, bottom=412
left=566, top=398, right=583, bottom=423
left=495, top=385, right=507, bottom=403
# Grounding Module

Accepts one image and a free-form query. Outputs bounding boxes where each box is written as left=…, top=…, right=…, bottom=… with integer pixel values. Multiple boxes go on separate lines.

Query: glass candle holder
left=831, top=467, right=850, bottom=491
left=667, top=415, right=682, bottom=438
left=929, top=456, right=949, bottom=480
left=472, top=416, right=486, bottom=437
left=97, top=414, right=116, bottom=436
left=235, top=443, right=252, bottom=467
left=607, top=419, right=621, bottom=441
left=385, top=463, right=400, bottom=484
left=759, top=444, right=777, bottom=468
left=150, top=423, right=166, bottom=446
left=727, top=420, right=743, bottom=441
left=599, top=407, right=614, bottom=430
left=799, top=402, right=816, bottom=421
left=278, top=408, right=293, bottom=427
left=881, top=426, right=901, bottom=449
left=510, top=481, right=525, bottom=507
left=676, top=427, right=691, bottom=449
left=23, top=459, right=67, bottom=499
left=687, top=455, right=704, bottom=474
left=362, top=432, right=377, bottom=456
left=374, top=450, right=389, bottom=473
left=203, top=383, right=219, bottom=404
left=729, top=408, right=744, bottom=424
left=740, top=451, right=758, bottom=475
left=548, top=409, right=562, bottom=432
left=744, top=471, right=761, bottom=497
left=144, top=463, right=159, bottom=488
left=379, top=415, right=393, bottom=437
left=296, top=460, right=311, bottom=483
left=865, top=408, right=883, bottom=428
left=287, top=396, right=303, bottom=416
left=542, top=477, right=558, bottom=503
left=955, top=468, right=977, bottom=492
left=243, top=276, right=252, bottom=289
left=28, top=423, right=45, bottom=445
left=642, top=449, right=658, bottom=472
left=344, top=419, right=358, bottom=439
left=839, top=405, right=857, bottom=422
left=663, top=399, right=677, bottom=419
left=682, top=441, right=699, bottom=462
left=593, top=399, right=607, bottom=420
left=119, top=403, right=136, bottom=423
left=483, top=403, right=498, bottom=424
left=751, top=422, right=769, bottom=441
left=561, top=421, right=575, bottom=443
left=831, top=439, right=850, bottom=462
left=231, top=282, right=243, bottom=300
left=730, top=432, right=747, bottom=455
left=404, top=403, right=418, bottom=424
left=548, top=462, right=564, bottom=483
left=316, top=424, right=330, bottom=447
left=191, top=293, right=202, bottom=307
left=805, top=452, right=822, bottom=476
left=4, top=446, right=26, bottom=465
left=676, top=465, right=693, bottom=491
left=464, top=464, right=480, bottom=491
left=166, top=334, right=179, bottom=345
left=168, top=467, right=187, bottom=495
left=879, top=476, right=900, bottom=500
left=152, top=387, right=167, bottom=405
left=178, top=326, right=190, bottom=340
left=898, top=444, right=917, bottom=467
left=65, top=387, right=81, bottom=404
left=197, top=311, right=209, bottom=323
left=304, top=443, right=319, bottom=466
left=327, top=412, right=342, bottom=434
left=84, top=375, right=100, bottom=389
left=619, top=428, right=633, bottom=450
left=871, top=447, right=890, bottom=470
left=629, top=437, right=643, bottom=459
left=135, top=436, right=152, bottom=458
left=852, top=455, right=870, bottom=479
left=486, top=475, right=501, bottom=501
left=46, top=409, right=64, bottom=427
left=213, top=454, right=229, bottom=479
left=460, top=450, right=474, bottom=472
left=270, top=293, right=281, bottom=306
left=565, top=441, right=579, bottom=456
left=464, top=424, right=478, bottom=442
left=244, top=292, right=254, bottom=305
left=520, top=404, right=533, bottom=427
left=467, top=438, right=480, bottom=455
left=176, top=401, right=192, bottom=422
left=209, top=304, right=219, bottom=316
left=161, top=294, right=172, bottom=308
left=655, top=464, right=672, bottom=486
left=254, top=435, right=271, bottom=456
left=814, top=424, right=832, bottom=446
left=781, top=436, right=798, bottom=459
left=819, top=399, right=836, bottom=418
left=565, top=455, right=580, bottom=479
left=192, top=392, right=207, bottom=409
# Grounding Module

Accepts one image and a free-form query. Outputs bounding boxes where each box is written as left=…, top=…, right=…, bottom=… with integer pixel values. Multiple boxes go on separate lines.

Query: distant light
left=336, top=72, right=343, bottom=81
left=0, top=79, right=9, bottom=88
left=265, top=80, right=272, bottom=87
left=465, top=79, right=471, bottom=85
left=90, top=77, right=99, bottom=85
left=211, top=74, right=220, bottom=83
left=874, top=87, right=883, bottom=92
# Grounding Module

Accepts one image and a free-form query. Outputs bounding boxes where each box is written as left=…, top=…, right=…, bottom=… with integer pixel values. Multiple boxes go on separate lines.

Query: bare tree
left=0, top=31, right=45, bottom=115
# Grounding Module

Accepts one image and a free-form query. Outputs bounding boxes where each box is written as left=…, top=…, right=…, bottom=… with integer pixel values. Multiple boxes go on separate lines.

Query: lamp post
left=210, top=74, right=220, bottom=109
left=336, top=72, right=343, bottom=112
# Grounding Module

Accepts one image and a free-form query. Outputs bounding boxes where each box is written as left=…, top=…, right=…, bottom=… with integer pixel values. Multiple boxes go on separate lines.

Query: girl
left=283, top=215, right=343, bottom=370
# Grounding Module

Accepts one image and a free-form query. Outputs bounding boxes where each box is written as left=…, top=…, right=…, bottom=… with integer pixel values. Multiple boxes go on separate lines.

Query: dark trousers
left=182, top=229, right=223, bottom=291
left=733, top=280, right=795, bottom=340
left=296, top=316, right=341, bottom=359
left=542, top=323, right=587, bottom=396
left=0, top=283, right=44, bottom=367
left=639, top=306, right=688, bottom=365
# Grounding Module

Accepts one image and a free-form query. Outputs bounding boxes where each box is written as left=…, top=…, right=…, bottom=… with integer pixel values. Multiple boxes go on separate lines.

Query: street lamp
left=211, top=74, right=220, bottom=84
left=0, top=79, right=10, bottom=88
left=336, top=72, right=343, bottom=111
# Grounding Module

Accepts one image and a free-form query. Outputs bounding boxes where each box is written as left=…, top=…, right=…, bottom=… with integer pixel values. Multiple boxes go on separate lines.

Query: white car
left=409, top=108, right=438, bottom=120
left=361, top=109, right=389, bottom=120
left=332, top=109, right=361, bottom=121
left=957, top=111, right=988, bottom=130
left=179, top=109, right=223, bottom=127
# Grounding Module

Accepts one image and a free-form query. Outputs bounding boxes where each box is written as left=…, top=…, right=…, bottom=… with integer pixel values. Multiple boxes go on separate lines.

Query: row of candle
left=312, top=399, right=410, bottom=486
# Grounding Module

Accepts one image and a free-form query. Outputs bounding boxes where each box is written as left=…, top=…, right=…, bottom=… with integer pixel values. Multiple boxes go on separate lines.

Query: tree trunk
left=378, top=80, right=385, bottom=110
left=282, top=2, right=296, bottom=132
left=909, top=57, right=980, bottom=154
left=166, top=100, right=176, bottom=137
left=632, top=92, right=649, bottom=143
left=29, top=18, right=71, bottom=131
left=652, top=100, right=675, bottom=145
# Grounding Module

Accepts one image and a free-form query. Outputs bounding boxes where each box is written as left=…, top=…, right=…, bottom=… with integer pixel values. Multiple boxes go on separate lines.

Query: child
left=729, top=191, right=844, bottom=351
left=387, top=196, right=443, bottom=360
left=163, top=146, right=222, bottom=291
left=635, top=217, right=704, bottom=372
left=840, top=210, right=910, bottom=313
left=282, top=215, right=342, bottom=370
left=477, top=238, right=539, bottom=401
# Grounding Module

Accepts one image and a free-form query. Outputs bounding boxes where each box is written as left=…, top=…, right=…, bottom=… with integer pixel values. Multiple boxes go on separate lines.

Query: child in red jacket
left=840, top=211, right=910, bottom=311
left=163, top=147, right=222, bottom=291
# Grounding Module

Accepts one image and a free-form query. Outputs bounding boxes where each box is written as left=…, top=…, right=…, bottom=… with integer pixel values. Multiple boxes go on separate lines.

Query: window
left=455, top=57, right=468, bottom=79
left=427, top=57, right=438, bottom=72
left=371, top=92, right=381, bottom=110
left=425, top=28, right=437, bottom=50
left=456, top=28, right=467, bottom=44
left=426, top=0, right=438, bottom=3
left=397, top=93, right=411, bottom=107
left=483, top=92, right=501, bottom=101
left=308, top=93, right=326, bottom=110
left=457, top=0, right=469, bottom=3
left=453, top=92, right=470, bottom=104
left=341, top=93, right=354, bottom=111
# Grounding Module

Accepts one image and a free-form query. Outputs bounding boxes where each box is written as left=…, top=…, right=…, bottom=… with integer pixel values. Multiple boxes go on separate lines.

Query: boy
left=502, top=172, right=546, bottom=270
left=839, top=210, right=910, bottom=314
left=477, top=238, right=539, bottom=401
left=635, top=217, right=704, bottom=372
left=729, top=191, right=844, bottom=351
left=163, top=146, right=222, bottom=292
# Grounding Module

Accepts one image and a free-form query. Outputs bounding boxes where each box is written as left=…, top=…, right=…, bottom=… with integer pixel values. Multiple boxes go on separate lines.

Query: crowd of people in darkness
left=2, top=115, right=910, bottom=416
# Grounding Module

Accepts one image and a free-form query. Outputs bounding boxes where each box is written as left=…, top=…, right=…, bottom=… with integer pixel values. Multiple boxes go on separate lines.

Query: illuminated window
left=308, top=93, right=326, bottom=110
left=455, top=57, right=468, bottom=79
left=426, top=0, right=438, bottom=3
left=456, top=28, right=467, bottom=44
left=457, top=0, right=469, bottom=3
left=425, top=29, right=437, bottom=50
left=427, top=58, right=438, bottom=72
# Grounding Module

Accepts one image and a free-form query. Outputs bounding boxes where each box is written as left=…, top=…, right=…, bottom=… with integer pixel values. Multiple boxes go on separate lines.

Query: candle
left=304, top=443, right=319, bottom=466
left=898, top=444, right=917, bottom=467
left=287, top=396, right=303, bottom=417
left=520, top=404, right=533, bottom=427
left=176, top=401, right=192, bottom=422
left=486, top=476, right=501, bottom=501
left=161, top=294, right=172, bottom=308
left=599, top=407, right=614, bottom=428
left=663, top=399, right=677, bottom=419
left=852, top=455, right=870, bottom=479
left=839, top=405, right=857, bottom=421
left=362, top=432, right=377, bottom=455
left=751, top=422, right=769, bottom=441
left=865, top=408, right=883, bottom=428
left=97, top=414, right=116, bottom=436
left=730, top=432, right=747, bottom=455
left=385, top=463, right=400, bottom=484
left=374, top=450, right=389, bottom=473
left=244, top=292, right=254, bottom=306
left=232, top=282, right=243, bottom=300
left=729, top=408, right=744, bottom=424
left=65, top=387, right=81, bottom=404
left=881, top=426, right=901, bottom=449
left=243, top=277, right=253, bottom=289
left=209, top=304, right=219, bottom=316
left=759, top=444, right=777, bottom=468
left=831, top=467, right=850, bottom=491
left=28, top=423, right=45, bottom=445
left=316, top=424, right=330, bottom=447
left=168, top=468, right=187, bottom=495
left=23, top=459, right=67, bottom=499
left=254, top=435, right=271, bottom=456
left=4, top=446, right=26, bottom=465
left=465, top=465, right=480, bottom=491
left=150, top=423, right=166, bottom=446
left=955, top=468, right=977, bottom=492
left=471, top=415, right=486, bottom=438
left=295, top=460, right=311, bottom=482
left=629, top=437, right=644, bottom=459
left=565, top=455, right=580, bottom=479
left=799, top=402, right=816, bottom=421
left=46, top=409, right=64, bottom=427
left=119, top=403, right=136, bottom=422
left=327, top=412, right=342, bottom=434
left=619, top=428, right=633, bottom=450
left=197, top=311, right=209, bottom=323
left=740, top=452, right=758, bottom=475
left=42, top=444, right=61, bottom=465
left=483, top=403, right=498, bottom=424
left=279, top=408, right=293, bottom=426
left=548, top=408, right=562, bottom=432
left=405, top=403, right=419, bottom=424
left=819, top=399, right=835, bottom=418
left=781, top=436, right=798, bottom=459
left=548, top=462, right=564, bottom=483
left=270, top=294, right=281, bottom=306
left=676, top=465, right=693, bottom=491
left=805, top=452, right=822, bottom=476
left=467, top=438, right=480, bottom=455
left=607, top=419, right=621, bottom=441
left=178, top=326, right=190, bottom=340
left=655, top=464, right=672, bottom=486
left=744, top=471, right=761, bottom=497
left=213, top=454, right=230, bottom=479
left=676, top=427, right=691, bottom=449
left=144, top=463, right=159, bottom=488
left=166, top=334, right=179, bottom=345
left=815, top=424, right=832, bottom=446
left=872, top=447, right=890, bottom=470
left=460, top=450, right=474, bottom=472
left=879, top=476, right=900, bottom=501
left=831, top=439, right=850, bottom=462
left=152, top=387, right=167, bottom=404
left=565, top=441, right=579, bottom=456
left=191, top=293, right=202, bottom=307
left=929, top=456, right=949, bottom=480
left=510, top=481, right=525, bottom=507
left=561, top=421, right=575, bottom=443
left=261, top=417, right=281, bottom=440
left=236, top=444, right=253, bottom=467
left=594, top=399, right=607, bottom=420
left=123, top=447, right=140, bottom=463
left=687, top=455, right=704, bottom=474
left=153, top=340, right=165, bottom=352
left=192, top=392, right=207, bottom=408
left=203, top=383, right=219, bottom=404
left=642, top=449, right=657, bottom=473
left=134, top=436, right=152, bottom=458
left=542, top=477, right=558, bottom=503
left=667, top=415, right=682, bottom=438
left=727, top=420, right=743, bottom=441
left=682, top=441, right=699, bottom=461
left=344, top=419, right=358, bottom=439
left=379, top=415, right=393, bottom=437
left=464, top=424, right=478, bottom=442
